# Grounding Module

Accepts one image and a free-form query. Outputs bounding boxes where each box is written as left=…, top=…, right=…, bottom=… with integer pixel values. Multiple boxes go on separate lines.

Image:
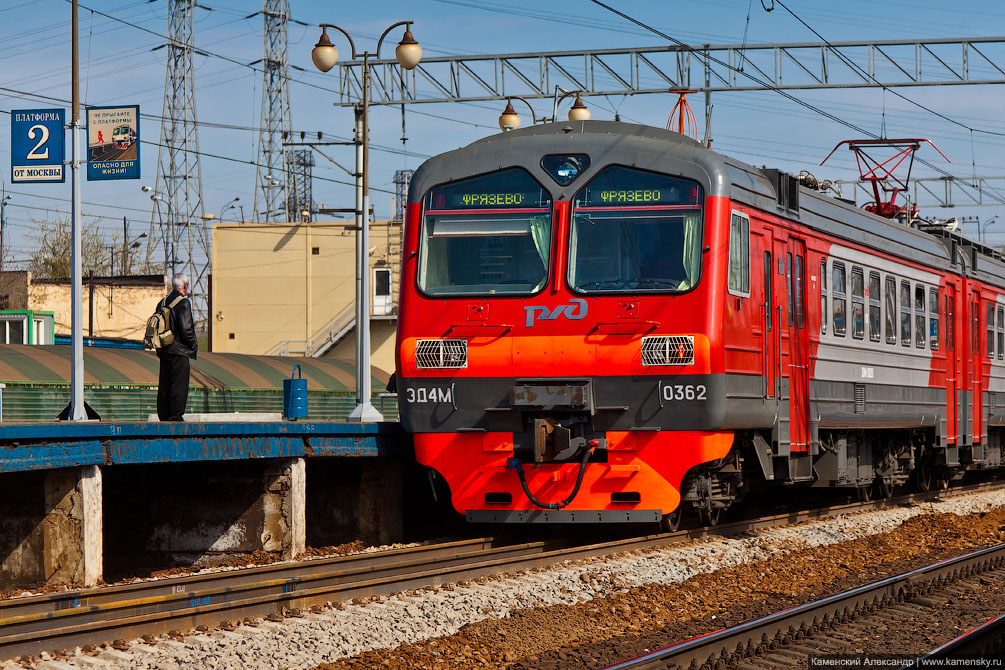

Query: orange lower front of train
left=414, top=429, right=734, bottom=520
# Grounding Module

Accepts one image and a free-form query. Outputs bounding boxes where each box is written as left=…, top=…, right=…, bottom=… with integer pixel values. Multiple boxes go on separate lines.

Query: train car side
left=396, top=120, right=1004, bottom=525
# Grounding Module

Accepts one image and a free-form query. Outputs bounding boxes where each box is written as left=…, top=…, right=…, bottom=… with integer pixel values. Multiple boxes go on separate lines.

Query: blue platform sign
left=86, top=105, right=140, bottom=181
left=10, top=108, right=65, bottom=183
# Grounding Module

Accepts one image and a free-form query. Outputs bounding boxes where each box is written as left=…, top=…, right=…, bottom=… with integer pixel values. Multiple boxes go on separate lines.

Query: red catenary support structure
left=820, top=138, right=949, bottom=220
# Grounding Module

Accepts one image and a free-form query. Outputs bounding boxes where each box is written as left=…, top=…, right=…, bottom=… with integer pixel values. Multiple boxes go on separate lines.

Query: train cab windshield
left=569, top=165, right=703, bottom=293
left=419, top=168, right=553, bottom=296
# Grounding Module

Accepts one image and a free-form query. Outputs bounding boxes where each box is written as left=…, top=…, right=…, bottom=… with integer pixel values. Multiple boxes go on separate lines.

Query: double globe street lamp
left=311, top=21, right=421, bottom=422
left=499, top=89, right=591, bottom=131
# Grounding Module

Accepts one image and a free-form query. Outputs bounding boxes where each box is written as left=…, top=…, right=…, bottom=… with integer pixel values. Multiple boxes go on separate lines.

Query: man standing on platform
left=156, top=273, right=197, bottom=421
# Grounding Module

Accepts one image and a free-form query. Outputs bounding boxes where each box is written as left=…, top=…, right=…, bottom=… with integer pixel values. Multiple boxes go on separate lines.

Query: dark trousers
left=157, top=353, right=190, bottom=421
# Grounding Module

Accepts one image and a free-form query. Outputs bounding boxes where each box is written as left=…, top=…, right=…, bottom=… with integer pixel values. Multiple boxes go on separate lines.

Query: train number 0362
left=662, top=384, right=707, bottom=401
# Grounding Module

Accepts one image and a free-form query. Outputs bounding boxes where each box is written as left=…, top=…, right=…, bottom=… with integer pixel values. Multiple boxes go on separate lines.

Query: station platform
left=0, top=420, right=403, bottom=473
left=0, top=420, right=414, bottom=592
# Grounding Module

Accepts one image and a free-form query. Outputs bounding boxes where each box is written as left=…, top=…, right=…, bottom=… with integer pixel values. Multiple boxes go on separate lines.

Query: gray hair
left=171, top=273, right=189, bottom=290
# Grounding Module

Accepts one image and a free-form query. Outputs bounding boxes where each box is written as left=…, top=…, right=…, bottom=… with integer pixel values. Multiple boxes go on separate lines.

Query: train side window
left=900, top=281, right=912, bottom=347
left=832, top=261, right=846, bottom=337
left=850, top=267, right=865, bottom=340
left=884, top=276, right=897, bottom=345
left=988, top=303, right=995, bottom=360
left=820, top=259, right=826, bottom=335
left=764, top=251, right=772, bottom=331
left=868, top=272, right=881, bottom=342
left=992, top=307, right=1000, bottom=361
left=727, top=212, right=750, bottom=297
left=929, top=288, right=939, bottom=351
left=914, top=285, right=926, bottom=349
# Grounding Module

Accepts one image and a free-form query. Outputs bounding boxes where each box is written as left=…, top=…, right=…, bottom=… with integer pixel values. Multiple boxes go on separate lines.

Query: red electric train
left=395, top=120, right=1004, bottom=528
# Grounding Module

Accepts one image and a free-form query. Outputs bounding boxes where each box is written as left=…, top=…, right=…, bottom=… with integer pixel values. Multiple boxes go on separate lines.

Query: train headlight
left=415, top=339, right=468, bottom=369
left=641, top=335, right=694, bottom=366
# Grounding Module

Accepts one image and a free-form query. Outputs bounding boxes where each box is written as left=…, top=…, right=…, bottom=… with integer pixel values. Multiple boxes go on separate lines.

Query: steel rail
left=601, top=541, right=1005, bottom=669
left=1, top=480, right=1001, bottom=660
left=904, top=612, right=1005, bottom=665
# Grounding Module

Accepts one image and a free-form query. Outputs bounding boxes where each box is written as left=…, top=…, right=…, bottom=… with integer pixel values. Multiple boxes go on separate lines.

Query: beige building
left=210, top=220, right=401, bottom=376
left=0, top=270, right=166, bottom=341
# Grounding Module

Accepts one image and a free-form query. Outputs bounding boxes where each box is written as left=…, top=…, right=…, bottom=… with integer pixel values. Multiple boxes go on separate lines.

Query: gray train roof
left=408, top=120, right=966, bottom=275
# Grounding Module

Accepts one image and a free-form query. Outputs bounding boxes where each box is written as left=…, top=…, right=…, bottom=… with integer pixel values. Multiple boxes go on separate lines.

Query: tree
left=26, top=215, right=159, bottom=279
left=28, top=216, right=114, bottom=279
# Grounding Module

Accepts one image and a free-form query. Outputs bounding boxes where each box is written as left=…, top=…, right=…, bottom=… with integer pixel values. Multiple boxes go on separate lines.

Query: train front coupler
left=531, top=417, right=606, bottom=463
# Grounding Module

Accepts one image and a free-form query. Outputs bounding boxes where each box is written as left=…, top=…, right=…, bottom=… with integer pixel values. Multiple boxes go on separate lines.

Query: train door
left=773, top=237, right=790, bottom=447
left=786, top=238, right=810, bottom=453
left=970, top=289, right=983, bottom=444
left=945, top=284, right=957, bottom=444
left=761, top=227, right=776, bottom=398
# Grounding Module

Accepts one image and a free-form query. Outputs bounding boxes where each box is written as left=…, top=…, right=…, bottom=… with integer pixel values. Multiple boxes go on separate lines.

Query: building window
left=1, top=317, right=26, bottom=344
left=851, top=266, right=865, bottom=340
left=929, top=288, right=939, bottom=351
left=727, top=212, right=750, bottom=297
left=900, top=281, right=912, bottom=347
left=885, top=276, right=897, bottom=345
left=832, top=262, right=846, bottom=337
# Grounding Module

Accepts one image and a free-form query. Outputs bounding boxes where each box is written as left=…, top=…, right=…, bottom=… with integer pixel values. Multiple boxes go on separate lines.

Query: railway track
left=601, top=537, right=1005, bottom=669
left=909, top=612, right=1005, bottom=665
left=1, top=481, right=1002, bottom=661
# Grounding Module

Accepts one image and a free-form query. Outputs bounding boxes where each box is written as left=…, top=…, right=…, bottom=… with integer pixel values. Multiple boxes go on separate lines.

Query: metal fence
left=0, top=385, right=399, bottom=423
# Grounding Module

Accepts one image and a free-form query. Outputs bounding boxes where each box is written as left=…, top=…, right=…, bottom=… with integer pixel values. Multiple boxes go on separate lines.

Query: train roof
left=410, top=120, right=1005, bottom=282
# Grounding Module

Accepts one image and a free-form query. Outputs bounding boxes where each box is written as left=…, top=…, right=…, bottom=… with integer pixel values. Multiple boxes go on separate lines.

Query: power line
left=772, top=0, right=1005, bottom=139
left=587, top=0, right=1005, bottom=207
left=0, top=87, right=429, bottom=160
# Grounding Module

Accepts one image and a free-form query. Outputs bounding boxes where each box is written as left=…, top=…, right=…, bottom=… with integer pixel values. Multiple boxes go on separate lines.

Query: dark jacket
left=158, top=290, right=198, bottom=359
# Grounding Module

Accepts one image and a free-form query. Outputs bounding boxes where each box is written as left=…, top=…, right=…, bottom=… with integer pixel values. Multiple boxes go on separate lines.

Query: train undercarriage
left=674, top=426, right=1005, bottom=530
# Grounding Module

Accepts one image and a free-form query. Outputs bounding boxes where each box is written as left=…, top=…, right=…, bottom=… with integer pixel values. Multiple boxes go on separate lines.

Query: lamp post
left=981, top=215, right=999, bottom=245
left=0, top=180, right=10, bottom=274
left=311, top=20, right=422, bottom=423
left=498, top=88, right=590, bottom=131
left=201, top=197, right=240, bottom=225
left=142, top=185, right=173, bottom=276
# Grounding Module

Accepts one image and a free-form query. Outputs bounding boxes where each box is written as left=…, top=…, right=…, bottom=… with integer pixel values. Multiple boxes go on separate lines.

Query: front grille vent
left=641, top=335, right=695, bottom=366
left=415, top=339, right=468, bottom=369
left=854, top=383, right=866, bottom=413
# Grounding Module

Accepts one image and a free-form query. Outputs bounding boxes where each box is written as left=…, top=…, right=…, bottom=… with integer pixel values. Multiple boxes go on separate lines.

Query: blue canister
left=283, top=364, right=308, bottom=420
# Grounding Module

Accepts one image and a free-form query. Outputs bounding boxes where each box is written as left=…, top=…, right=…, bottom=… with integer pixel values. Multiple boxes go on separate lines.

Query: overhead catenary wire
left=587, top=0, right=1005, bottom=208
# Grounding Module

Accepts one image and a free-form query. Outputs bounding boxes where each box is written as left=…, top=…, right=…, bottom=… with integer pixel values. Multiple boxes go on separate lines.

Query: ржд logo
left=524, top=299, right=587, bottom=327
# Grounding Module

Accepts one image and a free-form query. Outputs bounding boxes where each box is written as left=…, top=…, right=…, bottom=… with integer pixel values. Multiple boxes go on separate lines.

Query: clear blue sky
left=2, top=0, right=1005, bottom=266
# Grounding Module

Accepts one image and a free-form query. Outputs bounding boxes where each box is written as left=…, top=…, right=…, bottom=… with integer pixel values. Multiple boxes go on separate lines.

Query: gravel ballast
left=12, top=489, right=1005, bottom=670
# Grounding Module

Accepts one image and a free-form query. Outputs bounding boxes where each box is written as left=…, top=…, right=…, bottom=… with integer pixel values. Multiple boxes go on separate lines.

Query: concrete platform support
left=0, top=467, right=102, bottom=590
left=80, top=466, right=102, bottom=586
left=263, top=458, right=305, bottom=560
